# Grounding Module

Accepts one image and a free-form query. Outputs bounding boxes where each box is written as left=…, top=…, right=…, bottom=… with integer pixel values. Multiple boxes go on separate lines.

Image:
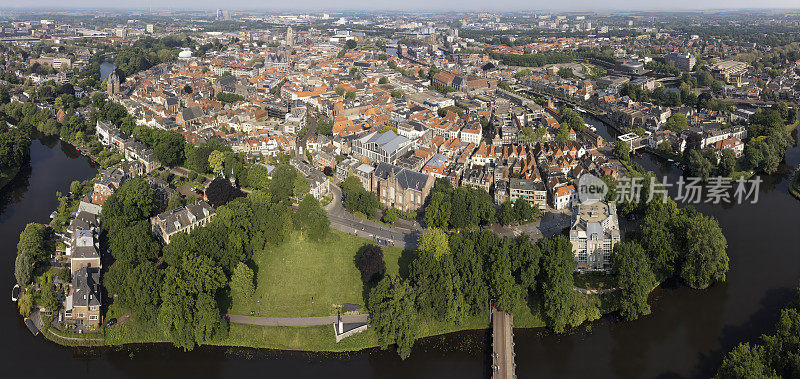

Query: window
left=89, top=315, right=98, bottom=321
left=77, top=313, right=85, bottom=318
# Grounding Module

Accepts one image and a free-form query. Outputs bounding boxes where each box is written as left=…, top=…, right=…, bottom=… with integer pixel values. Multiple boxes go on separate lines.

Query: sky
left=2, top=0, right=800, bottom=12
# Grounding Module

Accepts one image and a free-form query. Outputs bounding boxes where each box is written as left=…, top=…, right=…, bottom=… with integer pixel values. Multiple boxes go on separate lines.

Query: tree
left=382, top=208, right=399, bottom=226
left=418, top=228, right=450, bottom=260
left=718, top=149, right=736, bottom=177
left=613, top=140, right=630, bottom=162
left=294, top=194, right=329, bottom=241
left=70, top=180, right=83, bottom=195
left=230, top=262, right=255, bottom=301
left=639, top=199, right=680, bottom=281
left=215, top=92, right=244, bottom=104
left=205, top=177, right=244, bottom=207
left=340, top=175, right=379, bottom=218
left=613, top=241, right=656, bottom=321
left=245, top=164, right=271, bottom=190
left=154, top=131, right=185, bottom=167
left=345, top=40, right=357, bottom=50
left=716, top=343, right=777, bottom=379
left=17, top=223, right=51, bottom=263
left=208, top=150, right=225, bottom=174
left=356, top=244, right=386, bottom=283
left=14, top=253, right=33, bottom=285
left=38, top=118, right=60, bottom=136
left=556, top=125, right=571, bottom=143
left=368, top=275, right=418, bottom=359
left=109, top=220, right=160, bottom=265
left=292, top=174, right=310, bottom=200
left=487, top=241, right=519, bottom=312
left=497, top=200, right=514, bottom=225
left=40, top=276, right=59, bottom=312
left=105, top=262, right=164, bottom=322
left=424, top=191, right=451, bottom=228
left=539, top=235, right=578, bottom=333
left=685, top=149, right=714, bottom=180
left=665, top=113, right=688, bottom=132
left=513, top=197, right=537, bottom=223
left=378, top=76, right=388, bottom=84
left=167, top=192, right=184, bottom=210
left=101, top=178, right=156, bottom=232
left=681, top=214, right=729, bottom=289
left=18, top=291, right=33, bottom=317
left=159, top=254, right=227, bottom=351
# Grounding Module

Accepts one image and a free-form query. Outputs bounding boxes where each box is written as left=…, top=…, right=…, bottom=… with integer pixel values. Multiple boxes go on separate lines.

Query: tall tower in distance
left=286, top=26, right=294, bottom=47
left=107, top=71, right=120, bottom=97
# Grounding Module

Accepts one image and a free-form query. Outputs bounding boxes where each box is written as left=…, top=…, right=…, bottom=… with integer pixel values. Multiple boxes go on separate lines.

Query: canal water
left=100, top=62, right=116, bottom=81
left=1, top=122, right=799, bottom=377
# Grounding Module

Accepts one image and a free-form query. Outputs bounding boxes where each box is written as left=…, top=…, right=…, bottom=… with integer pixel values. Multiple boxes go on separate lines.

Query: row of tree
left=368, top=229, right=609, bottom=359
left=424, top=178, right=495, bottom=229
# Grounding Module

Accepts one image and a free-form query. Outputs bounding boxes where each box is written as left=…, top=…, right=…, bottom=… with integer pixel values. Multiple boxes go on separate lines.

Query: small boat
left=11, top=284, right=19, bottom=301
left=667, top=159, right=675, bottom=163
left=49, top=211, right=58, bottom=219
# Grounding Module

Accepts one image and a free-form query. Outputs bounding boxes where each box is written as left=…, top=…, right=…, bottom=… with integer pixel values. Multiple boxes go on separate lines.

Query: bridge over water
left=491, top=307, right=515, bottom=379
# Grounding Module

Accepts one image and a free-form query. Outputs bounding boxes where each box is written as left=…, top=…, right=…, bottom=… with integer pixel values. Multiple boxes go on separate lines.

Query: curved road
left=325, top=184, right=422, bottom=250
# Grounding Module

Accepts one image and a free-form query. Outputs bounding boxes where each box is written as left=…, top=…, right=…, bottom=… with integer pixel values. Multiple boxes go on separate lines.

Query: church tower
left=286, top=26, right=294, bottom=47
left=107, top=71, right=120, bottom=97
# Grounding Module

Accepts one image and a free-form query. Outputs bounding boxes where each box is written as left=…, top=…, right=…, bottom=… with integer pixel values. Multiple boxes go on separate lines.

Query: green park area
left=229, top=229, right=403, bottom=318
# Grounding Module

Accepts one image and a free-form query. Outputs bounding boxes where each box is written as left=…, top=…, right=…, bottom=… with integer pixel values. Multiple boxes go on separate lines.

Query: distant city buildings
left=665, top=52, right=696, bottom=72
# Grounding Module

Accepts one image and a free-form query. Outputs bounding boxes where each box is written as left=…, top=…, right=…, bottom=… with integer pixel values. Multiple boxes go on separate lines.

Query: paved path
left=573, top=286, right=619, bottom=295
left=227, top=314, right=369, bottom=327
left=46, top=329, right=104, bottom=341
left=324, top=183, right=421, bottom=250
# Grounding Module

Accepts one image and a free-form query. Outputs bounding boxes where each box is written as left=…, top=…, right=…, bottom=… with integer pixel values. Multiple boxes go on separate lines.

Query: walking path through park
left=226, top=314, right=369, bottom=327
left=573, top=286, right=618, bottom=295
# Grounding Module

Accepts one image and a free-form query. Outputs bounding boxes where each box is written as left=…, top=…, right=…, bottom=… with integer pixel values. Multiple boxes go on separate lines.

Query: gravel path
left=227, top=314, right=369, bottom=327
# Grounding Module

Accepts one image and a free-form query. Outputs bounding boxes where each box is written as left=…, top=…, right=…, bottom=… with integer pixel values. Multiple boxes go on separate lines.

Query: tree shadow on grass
left=398, top=248, right=416, bottom=279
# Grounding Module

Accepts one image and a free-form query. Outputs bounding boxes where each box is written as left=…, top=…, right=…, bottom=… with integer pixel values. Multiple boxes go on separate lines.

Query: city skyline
left=3, top=0, right=800, bottom=11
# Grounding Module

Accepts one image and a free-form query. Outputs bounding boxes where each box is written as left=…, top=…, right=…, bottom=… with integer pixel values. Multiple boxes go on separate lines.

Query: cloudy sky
left=2, top=0, right=800, bottom=11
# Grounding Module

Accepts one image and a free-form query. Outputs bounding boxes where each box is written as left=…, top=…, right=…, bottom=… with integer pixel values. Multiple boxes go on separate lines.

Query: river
left=100, top=62, right=115, bottom=81
left=1, top=122, right=799, bottom=377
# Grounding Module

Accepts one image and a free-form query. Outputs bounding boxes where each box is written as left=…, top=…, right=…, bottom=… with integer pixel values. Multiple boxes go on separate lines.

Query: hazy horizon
left=2, top=0, right=800, bottom=12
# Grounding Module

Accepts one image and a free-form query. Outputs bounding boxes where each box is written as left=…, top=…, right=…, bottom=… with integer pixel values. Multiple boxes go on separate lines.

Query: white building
left=569, top=201, right=621, bottom=271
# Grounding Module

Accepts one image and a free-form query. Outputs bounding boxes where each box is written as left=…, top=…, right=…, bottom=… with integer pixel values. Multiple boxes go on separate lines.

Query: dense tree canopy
left=355, top=244, right=386, bottom=283
left=368, top=275, right=418, bottom=359
left=613, top=241, right=657, bottom=320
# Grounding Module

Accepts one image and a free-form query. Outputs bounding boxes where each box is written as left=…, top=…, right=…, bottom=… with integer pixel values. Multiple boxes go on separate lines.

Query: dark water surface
left=2, top=124, right=799, bottom=378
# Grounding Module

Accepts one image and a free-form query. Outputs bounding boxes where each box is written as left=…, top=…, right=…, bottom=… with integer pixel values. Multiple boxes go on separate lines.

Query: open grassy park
left=228, top=229, right=405, bottom=318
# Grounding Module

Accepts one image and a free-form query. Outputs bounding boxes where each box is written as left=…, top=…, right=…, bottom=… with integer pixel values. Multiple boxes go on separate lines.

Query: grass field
left=229, top=229, right=405, bottom=318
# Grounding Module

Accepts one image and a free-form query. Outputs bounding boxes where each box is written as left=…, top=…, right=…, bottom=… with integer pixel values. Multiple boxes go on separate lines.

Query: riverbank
left=0, top=165, right=21, bottom=191
left=790, top=164, right=800, bottom=200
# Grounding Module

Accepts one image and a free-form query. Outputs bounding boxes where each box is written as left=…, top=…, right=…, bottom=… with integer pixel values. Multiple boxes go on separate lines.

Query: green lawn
left=229, top=229, right=404, bottom=318
left=573, top=271, right=616, bottom=290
